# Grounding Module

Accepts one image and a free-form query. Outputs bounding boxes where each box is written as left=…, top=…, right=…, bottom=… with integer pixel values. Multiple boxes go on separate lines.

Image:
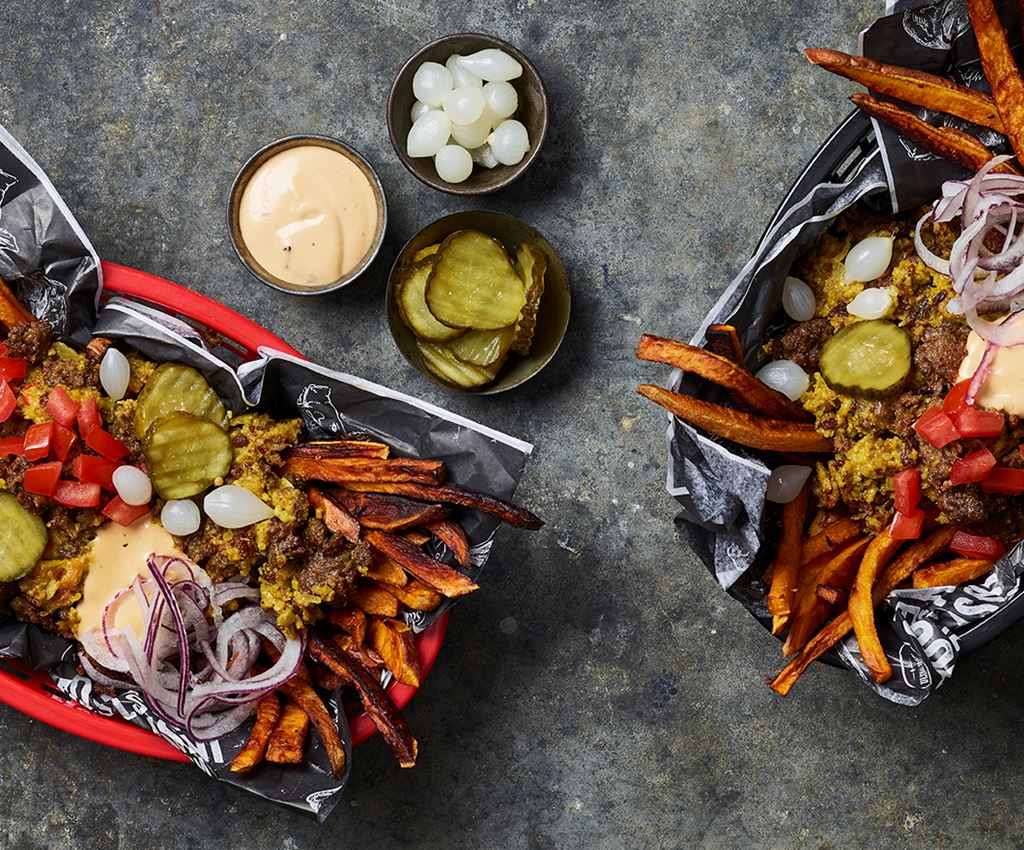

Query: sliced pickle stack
left=395, top=229, right=547, bottom=389
left=0, top=492, right=48, bottom=582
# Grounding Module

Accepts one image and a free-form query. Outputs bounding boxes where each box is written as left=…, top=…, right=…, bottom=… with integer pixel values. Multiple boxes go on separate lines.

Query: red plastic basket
left=0, top=261, right=448, bottom=761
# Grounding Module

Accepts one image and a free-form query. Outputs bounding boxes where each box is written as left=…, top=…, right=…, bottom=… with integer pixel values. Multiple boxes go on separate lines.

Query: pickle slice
left=511, top=243, right=547, bottom=356
left=417, top=341, right=500, bottom=389
left=0, top=492, right=47, bottom=582
left=135, top=362, right=228, bottom=438
left=396, top=260, right=465, bottom=343
left=412, top=243, right=441, bottom=263
left=448, top=326, right=516, bottom=367
left=819, top=319, right=911, bottom=398
left=143, top=412, right=233, bottom=500
left=424, top=231, right=526, bottom=330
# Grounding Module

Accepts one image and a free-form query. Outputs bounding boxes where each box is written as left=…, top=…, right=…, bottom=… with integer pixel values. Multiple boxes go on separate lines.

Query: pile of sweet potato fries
left=806, top=0, right=1024, bottom=174
left=636, top=332, right=995, bottom=694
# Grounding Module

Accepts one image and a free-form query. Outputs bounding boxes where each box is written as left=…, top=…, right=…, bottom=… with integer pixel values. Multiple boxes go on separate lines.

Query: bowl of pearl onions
left=387, top=32, right=548, bottom=195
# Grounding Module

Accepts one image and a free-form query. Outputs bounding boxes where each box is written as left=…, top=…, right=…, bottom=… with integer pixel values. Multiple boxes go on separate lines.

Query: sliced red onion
left=914, top=212, right=949, bottom=275
left=966, top=340, right=996, bottom=405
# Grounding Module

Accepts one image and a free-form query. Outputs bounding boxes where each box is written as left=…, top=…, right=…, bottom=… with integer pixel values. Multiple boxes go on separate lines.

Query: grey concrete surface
left=1, top=1, right=1022, bottom=848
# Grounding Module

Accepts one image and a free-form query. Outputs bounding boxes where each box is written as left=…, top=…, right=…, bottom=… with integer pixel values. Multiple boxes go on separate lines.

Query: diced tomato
left=0, top=357, right=27, bottom=383
left=0, top=436, right=24, bottom=456
left=913, top=407, right=960, bottom=448
left=0, top=342, right=7, bottom=356
left=101, top=495, right=150, bottom=526
left=888, top=509, right=925, bottom=540
left=950, top=531, right=1006, bottom=560
left=71, top=454, right=119, bottom=490
left=23, top=421, right=54, bottom=461
left=52, top=479, right=101, bottom=508
left=949, top=448, right=998, bottom=486
left=84, top=426, right=129, bottom=462
left=23, top=461, right=62, bottom=497
left=77, top=397, right=101, bottom=436
left=954, top=406, right=1005, bottom=438
left=45, top=386, right=80, bottom=428
left=0, top=379, right=16, bottom=423
left=981, top=467, right=1024, bottom=495
left=52, top=423, right=77, bottom=462
left=892, top=468, right=921, bottom=515
left=943, top=379, right=972, bottom=415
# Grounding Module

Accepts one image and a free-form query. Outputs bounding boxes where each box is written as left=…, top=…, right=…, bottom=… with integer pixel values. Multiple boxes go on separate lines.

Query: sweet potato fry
left=265, top=702, right=309, bottom=764
left=425, top=519, right=471, bottom=567
left=230, top=692, right=281, bottom=773
left=0, top=278, right=33, bottom=329
left=815, top=584, right=849, bottom=606
left=350, top=584, right=401, bottom=617
left=364, top=530, right=479, bottom=597
left=636, top=385, right=834, bottom=453
left=851, top=93, right=1021, bottom=175
left=289, top=440, right=390, bottom=460
left=770, top=527, right=955, bottom=695
left=369, top=618, right=422, bottom=687
left=309, top=634, right=418, bottom=767
left=800, top=517, right=861, bottom=566
left=766, top=483, right=810, bottom=634
left=307, top=486, right=361, bottom=543
left=330, top=632, right=385, bottom=670
left=404, top=530, right=431, bottom=545
left=637, top=334, right=810, bottom=421
left=277, top=675, right=347, bottom=777
left=286, top=455, right=446, bottom=487
left=807, top=511, right=845, bottom=537
left=704, top=324, right=745, bottom=365
left=912, top=557, right=994, bottom=589
left=330, top=489, right=447, bottom=532
left=365, top=556, right=409, bottom=587
left=322, top=606, right=368, bottom=645
left=805, top=47, right=1004, bottom=132
left=340, top=481, right=543, bottom=530
left=969, top=0, right=1024, bottom=161
left=849, top=531, right=906, bottom=683
left=388, top=578, right=443, bottom=612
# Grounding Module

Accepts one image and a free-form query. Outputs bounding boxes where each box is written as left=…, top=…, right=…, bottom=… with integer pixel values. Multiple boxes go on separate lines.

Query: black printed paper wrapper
left=665, top=0, right=1024, bottom=705
left=0, top=128, right=534, bottom=818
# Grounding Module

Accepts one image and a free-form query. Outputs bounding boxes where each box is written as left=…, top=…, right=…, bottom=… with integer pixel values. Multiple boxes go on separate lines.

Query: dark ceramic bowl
left=228, top=135, right=387, bottom=295
left=387, top=33, right=549, bottom=195
left=387, top=210, right=570, bottom=394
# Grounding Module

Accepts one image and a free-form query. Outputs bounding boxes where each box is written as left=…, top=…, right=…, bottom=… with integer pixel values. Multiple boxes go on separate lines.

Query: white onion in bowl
left=411, top=61, right=453, bottom=106
left=456, top=49, right=523, bottom=82
left=843, top=236, right=893, bottom=283
left=161, top=499, right=201, bottom=536
left=756, top=359, right=809, bottom=401
left=782, top=276, right=816, bottom=322
left=204, top=485, right=275, bottom=529
left=112, top=465, right=152, bottom=506
left=409, top=100, right=434, bottom=123
left=847, top=287, right=895, bottom=320
left=766, top=465, right=813, bottom=504
left=407, top=111, right=452, bottom=158
left=445, top=54, right=483, bottom=89
left=99, top=348, right=131, bottom=401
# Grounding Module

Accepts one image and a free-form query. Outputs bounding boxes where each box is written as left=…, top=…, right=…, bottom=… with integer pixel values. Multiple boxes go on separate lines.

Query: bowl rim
left=227, top=133, right=388, bottom=296
left=386, top=209, right=570, bottom=394
left=386, top=32, right=549, bottom=196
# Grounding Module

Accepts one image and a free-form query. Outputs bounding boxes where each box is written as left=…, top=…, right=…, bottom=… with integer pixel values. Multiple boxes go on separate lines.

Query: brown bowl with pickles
left=386, top=211, right=570, bottom=394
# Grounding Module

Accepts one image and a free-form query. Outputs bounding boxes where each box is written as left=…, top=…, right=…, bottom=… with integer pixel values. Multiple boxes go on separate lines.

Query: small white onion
left=434, top=145, right=474, bottom=184
left=441, top=85, right=486, bottom=125
left=99, top=347, right=131, bottom=401
left=409, top=100, right=434, bottom=123
left=204, top=485, right=275, bottom=529
left=112, top=465, right=153, bottom=506
left=161, top=499, right=201, bottom=536
left=843, top=236, right=893, bottom=284
left=482, top=80, right=518, bottom=119
left=756, top=359, right=809, bottom=401
left=457, top=49, right=523, bottom=82
left=411, top=61, right=453, bottom=107
left=782, top=276, right=816, bottom=322
left=488, top=119, right=530, bottom=166
left=445, top=54, right=483, bottom=89
left=407, top=110, right=452, bottom=158
left=766, top=465, right=813, bottom=504
left=847, top=286, right=896, bottom=320
left=450, top=111, right=494, bottom=148
left=470, top=143, right=499, bottom=169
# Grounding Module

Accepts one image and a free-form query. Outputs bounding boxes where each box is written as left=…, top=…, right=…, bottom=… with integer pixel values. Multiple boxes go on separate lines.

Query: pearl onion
left=161, top=499, right=201, bottom=536
left=781, top=276, right=816, bottom=322
left=112, top=465, right=153, bottom=507
left=441, top=86, right=486, bottom=125
left=457, top=49, right=523, bottom=82
left=843, top=236, right=893, bottom=284
left=411, top=61, right=453, bottom=107
left=435, top=145, right=474, bottom=184
left=446, top=54, right=482, bottom=88
left=470, top=143, right=499, bottom=169
left=204, top=485, right=275, bottom=529
left=766, top=465, right=813, bottom=504
left=482, top=81, right=518, bottom=119
left=451, top=111, right=494, bottom=148
left=756, top=359, right=809, bottom=401
left=407, top=110, right=452, bottom=158
left=488, top=119, right=530, bottom=166
left=409, top=100, right=434, bottom=123
left=847, top=287, right=896, bottom=320
left=99, top=347, right=131, bottom=401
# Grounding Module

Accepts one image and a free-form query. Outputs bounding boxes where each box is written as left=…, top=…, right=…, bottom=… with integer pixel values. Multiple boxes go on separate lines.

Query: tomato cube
left=892, top=468, right=921, bottom=515
left=0, top=436, right=24, bottom=456
left=0, top=379, right=16, bottom=423
left=52, top=423, right=78, bottom=462
left=101, top=496, right=150, bottom=527
left=954, top=406, right=1004, bottom=438
left=45, top=386, right=80, bottom=428
left=913, top=407, right=959, bottom=448
left=949, top=448, right=998, bottom=486
left=0, top=357, right=27, bottom=383
left=77, top=397, right=101, bottom=436
left=981, top=467, right=1024, bottom=495
left=52, top=480, right=102, bottom=509
left=888, top=509, right=925, bottom=540
left=23, top=422, right=54, bottom=461
left=943, top=379, right=972, bottom=415
left=950, top=531, right=1006, bottom=560
left=84, top=426, right=129, bottom=462
left=71, top=454, right=119, bottom=491
left=23, top=461, right=62, bottom=497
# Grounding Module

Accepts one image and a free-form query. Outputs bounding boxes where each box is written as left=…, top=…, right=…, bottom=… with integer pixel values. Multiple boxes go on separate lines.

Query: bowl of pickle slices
left=386, top=210, right=569, bottom=393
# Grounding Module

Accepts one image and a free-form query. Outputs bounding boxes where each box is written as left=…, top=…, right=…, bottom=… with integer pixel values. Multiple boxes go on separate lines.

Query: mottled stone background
left=2, top=1, right=1022, bottom=848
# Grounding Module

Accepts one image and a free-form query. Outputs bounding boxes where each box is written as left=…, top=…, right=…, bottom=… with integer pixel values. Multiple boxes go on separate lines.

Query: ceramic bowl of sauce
left=228, top=135, right=387, bottom=295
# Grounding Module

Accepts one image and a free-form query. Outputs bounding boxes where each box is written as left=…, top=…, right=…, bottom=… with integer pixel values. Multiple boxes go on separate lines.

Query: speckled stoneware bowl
left=227, top=134, right=387, bottom=295
left=387, top=210, right=570, bottom=394
left=387, top=33, right=549, bottom=195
